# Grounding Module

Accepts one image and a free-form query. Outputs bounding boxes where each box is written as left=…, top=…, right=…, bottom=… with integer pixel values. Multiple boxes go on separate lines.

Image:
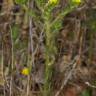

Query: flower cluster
left=21, top=67, right=29, bottom=76
left=72, top=0, right=81, bottom=4
left=48, top=0, right=58, bottom=4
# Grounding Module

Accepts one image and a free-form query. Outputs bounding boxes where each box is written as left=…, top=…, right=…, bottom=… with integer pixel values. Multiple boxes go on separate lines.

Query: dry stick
left=55, top=56, right=79, bottom=96
left=26, top=1, right=34, bottom=96
left=9, top=25, right=14, bottom=96
left=29, top=0, right=35, bottom=69
left=85, top=82, right=96, bottom=89
left=1, top=37, right=6, bottom=96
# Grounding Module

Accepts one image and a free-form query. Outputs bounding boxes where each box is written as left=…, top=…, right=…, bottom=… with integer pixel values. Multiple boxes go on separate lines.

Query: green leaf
left=80, top=89, right=91, bottom=96
left=11, top=25, right=19, bottom=41
left=27, top=9, right=36, bottom=17
left=51, top=19, right=62, bottom=31
left=36, top=0, right=46, bottom=7
left=15, top=0, right=27, bottom=5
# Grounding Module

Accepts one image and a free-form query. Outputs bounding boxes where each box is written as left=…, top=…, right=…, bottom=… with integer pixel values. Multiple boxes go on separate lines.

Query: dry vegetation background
left=0, top=0, right=96, bottom=96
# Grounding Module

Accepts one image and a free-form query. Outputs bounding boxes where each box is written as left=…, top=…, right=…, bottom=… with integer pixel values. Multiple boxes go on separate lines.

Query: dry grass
left=0, top=0, right=96, bottom=96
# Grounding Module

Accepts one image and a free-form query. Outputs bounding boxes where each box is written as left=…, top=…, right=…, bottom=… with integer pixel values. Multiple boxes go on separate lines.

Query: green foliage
left=35, top=0, right=46, bottom=8
left=86, top=9, right=96, bottom=62
left=15, top=0, right=27, bottom=5
left=27, top=0, right=82, bottom=96
left=80, top=89, right=92, bottom=96
left=87, top=9, right=96, bottom=32
left=27, top=9, right=37, bottom=18
left=51, top=19, right=62, bottom=34
left=11, top=24, right=19, bottom=42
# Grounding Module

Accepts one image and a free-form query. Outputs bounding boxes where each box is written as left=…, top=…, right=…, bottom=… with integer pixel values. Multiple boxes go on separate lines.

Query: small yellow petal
left=72, top=0, right=81, bottom=4
left=21, top=67, right=29, bottom=76
left=48, top=0, right=58, bottom=4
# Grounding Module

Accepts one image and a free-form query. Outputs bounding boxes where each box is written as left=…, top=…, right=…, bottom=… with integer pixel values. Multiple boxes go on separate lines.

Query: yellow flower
left=48, top=0, right=58, bottom=4
left=72, top=0, right=81, bottom=4
left=21, top=67, right=29, bottom=76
